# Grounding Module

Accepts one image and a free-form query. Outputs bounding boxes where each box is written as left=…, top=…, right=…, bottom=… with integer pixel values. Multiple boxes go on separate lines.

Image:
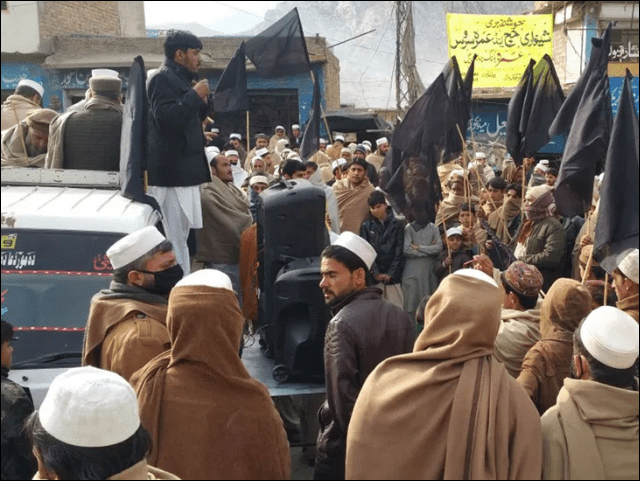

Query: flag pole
left=604, top=272, right=610, bottom=305
left=310, top=70, right=333, bottom=145
left=246, top=110, right=251, bottom=153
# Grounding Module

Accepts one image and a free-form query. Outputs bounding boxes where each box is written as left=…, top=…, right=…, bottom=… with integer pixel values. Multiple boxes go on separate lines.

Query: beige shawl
left=0, top=120, right=46, bottom=167
left=195, top=176, right=252, bottom=265
left=493, top=305, right=541, bottom=378
left=541, top=379, right=639, bottom=480
left=436, top=191, right=479, bottom=227
left=333, top=177, right=375, bottom=234
left=346, top=274, right=542, bottom=480
left=488, top=195, right=522, bottom=243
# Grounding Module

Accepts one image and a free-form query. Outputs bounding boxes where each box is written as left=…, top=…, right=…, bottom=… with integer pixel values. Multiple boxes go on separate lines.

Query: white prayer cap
left=250, top=175, right=269, bottom=186
left=454, top=268, right=499, bottom=288
left=446, top=227, right=463, bottom=238
left=376, top=137, right=388, bottom=146
left=617, top=248, right=639, bottom=284
left=106, top=226, right=166, bottom=270
left=256, top=147, right=269, bottom=157
left=332, top=232, right=377, bottom=269
left=535, top=163, right=549, bottom=173
left=340, top=147, right=351, bottom=155
left=362, top=140, right=372, bottom=148
left=205, top=146, right=220, bottom=162
left=319, top=138, right=327, bottom=144
left=335, top=135, right=345, bottom=142
left=475, top=152, right=486, bottom=160
left=332, top=159, right=347, bottom=171
left=468, top=161, right=479, bottom=170
left=275, top=125, right=285, bottom=131
left=539, top=159, right=550, bottom=166
left=91, top=68, right=119, bottom=78
left=292, top=124, right=300, bottom=130
left=39, top=367, right=140, bottom=448
left=210, top=127, right=220, bottom=133
left=175, top=269, right=233, bottom=292
left=448, top=169, right=465, bottom=181
left=251, top=156, right=264, bottom=166
left=225, top=150, right=239, bottom=157
left=17, top=79, right=44, bottom=97
left=580, top=306, right=639, bottom=369
left=230, top=133, right=241, bottom=140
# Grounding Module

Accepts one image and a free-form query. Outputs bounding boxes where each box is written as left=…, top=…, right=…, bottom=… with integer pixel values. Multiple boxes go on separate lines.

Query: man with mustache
left=315, top=232, right=414, bottom=480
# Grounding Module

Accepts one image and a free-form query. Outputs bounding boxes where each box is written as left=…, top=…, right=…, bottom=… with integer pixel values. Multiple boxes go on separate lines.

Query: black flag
left=244, top=8, right=311, bottom=78
left=506, top=55, right=564, bottom=166
left=300, top=75, right=321, bottom=160
left=441, top=57, right=473, bottom=159
left=594, top=70, right=639, bottom=273
left=554, top=27, right=612, bottom=217
left=119, top=56, right=160, bottom=211
left=386, top=75, right=448, bottom=222
left=214, top=42, right=248, bottom=113
left=550, top=24, right=612, bottom=138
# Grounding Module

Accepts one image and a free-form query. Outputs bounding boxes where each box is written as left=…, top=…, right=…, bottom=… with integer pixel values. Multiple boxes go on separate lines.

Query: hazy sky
left=144, top=1, right=279, bottom=34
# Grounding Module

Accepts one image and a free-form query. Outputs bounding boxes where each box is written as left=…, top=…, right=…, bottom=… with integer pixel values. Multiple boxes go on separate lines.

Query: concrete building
left=1, top=1, right=340, bottom=139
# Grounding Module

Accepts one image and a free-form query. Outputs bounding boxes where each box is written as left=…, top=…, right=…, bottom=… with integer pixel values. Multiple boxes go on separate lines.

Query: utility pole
left=396, top=1, right=423, bottom=119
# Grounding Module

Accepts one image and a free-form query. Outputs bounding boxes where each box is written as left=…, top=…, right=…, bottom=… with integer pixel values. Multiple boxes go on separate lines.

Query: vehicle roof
left=1, top=185, right=160, bottom=233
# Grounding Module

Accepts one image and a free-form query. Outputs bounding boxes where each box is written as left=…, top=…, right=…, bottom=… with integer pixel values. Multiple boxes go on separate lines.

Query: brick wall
left=323, top=51, right=341, bottom=111
left=39, top=1, right=121, bottom=39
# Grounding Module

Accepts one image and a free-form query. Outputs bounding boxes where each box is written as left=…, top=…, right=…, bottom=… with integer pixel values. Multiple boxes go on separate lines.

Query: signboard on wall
left=447, top=14, right=553, bottom=88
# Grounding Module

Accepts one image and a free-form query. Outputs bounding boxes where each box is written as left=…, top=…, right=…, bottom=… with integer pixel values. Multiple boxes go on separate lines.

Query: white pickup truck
left=1, top=168, right=160, bottom=407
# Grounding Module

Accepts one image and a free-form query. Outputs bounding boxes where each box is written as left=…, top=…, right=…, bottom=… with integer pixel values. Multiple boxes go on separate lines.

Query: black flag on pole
left=119, top=56, right=160, bottom=211
left=214, top=42, right=248, bottom=113
left=386, top=75, right=448, bottom=222
left=441, top=56, right=473, bottom=160
left=300, top=75, right=321, bottom=160
left=506, top=55, right=564, bottom=166
left=553, top=26, right=613, bottom=218
left=550, top=24, right=612, bottom=138
left=244, top=8, right=311, bottom=78
left=594, top=70, right=639, bottom=273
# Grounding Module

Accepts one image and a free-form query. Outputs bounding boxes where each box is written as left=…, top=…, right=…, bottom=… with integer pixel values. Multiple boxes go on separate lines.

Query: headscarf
left=518, top=184, right=556, bottom=244
left=346, top=272, right=542, bottom=479
left=132, top=285, right=290, bottom=479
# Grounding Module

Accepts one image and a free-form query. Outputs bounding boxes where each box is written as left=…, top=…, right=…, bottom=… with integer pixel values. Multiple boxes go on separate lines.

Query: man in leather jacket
left=314, top=233, right=415, bottom=480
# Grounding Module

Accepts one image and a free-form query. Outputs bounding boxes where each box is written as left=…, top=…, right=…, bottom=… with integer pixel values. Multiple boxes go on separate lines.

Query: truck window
left=1, top=229, right=123, bottom=367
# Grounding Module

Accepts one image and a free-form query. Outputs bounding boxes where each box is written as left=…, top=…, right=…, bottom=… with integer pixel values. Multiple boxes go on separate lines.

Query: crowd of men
left=1, top=29, right=638, bottom=481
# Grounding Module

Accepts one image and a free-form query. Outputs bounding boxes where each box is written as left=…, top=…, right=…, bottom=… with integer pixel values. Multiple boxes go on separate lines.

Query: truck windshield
left=1, top=229, right=123, bottom=367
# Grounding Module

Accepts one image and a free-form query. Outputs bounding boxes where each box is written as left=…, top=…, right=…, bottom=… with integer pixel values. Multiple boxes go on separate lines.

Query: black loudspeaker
left=257, top=180, right=330, bottom=382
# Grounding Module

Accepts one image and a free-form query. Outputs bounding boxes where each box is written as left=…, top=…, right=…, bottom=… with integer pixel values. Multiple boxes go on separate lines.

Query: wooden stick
left=604, top=273, right=610, bottom=305
left=310, top=70, right=333, bottom=145
left=246, top=110, right=251, bottom=154
left=581, top=210, right=594, bottom=285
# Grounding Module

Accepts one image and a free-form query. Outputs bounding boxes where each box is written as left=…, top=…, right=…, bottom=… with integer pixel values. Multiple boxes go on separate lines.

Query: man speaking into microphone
left=147, top=30, right=212, bottom=276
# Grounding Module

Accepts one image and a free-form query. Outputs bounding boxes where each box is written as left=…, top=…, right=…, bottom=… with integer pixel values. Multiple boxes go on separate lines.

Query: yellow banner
left=447, top=14, right=553, bottom=88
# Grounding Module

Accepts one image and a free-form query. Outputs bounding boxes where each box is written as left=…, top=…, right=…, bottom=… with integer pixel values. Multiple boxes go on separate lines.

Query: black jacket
left=434, top=248, right=474, bottom=281
left=360, top=211, right=405, bottom=284
left=1, top=367, right=37, bottom=480
left=147, top=60, right=211, bottom=187
left=315, top=288, right=415, bottom=479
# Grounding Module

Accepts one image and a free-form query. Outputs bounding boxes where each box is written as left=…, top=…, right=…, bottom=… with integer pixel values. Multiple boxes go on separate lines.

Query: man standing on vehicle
left=82, top=226, right=180, bottom=382
left=146, top=30, right=211, bottom=276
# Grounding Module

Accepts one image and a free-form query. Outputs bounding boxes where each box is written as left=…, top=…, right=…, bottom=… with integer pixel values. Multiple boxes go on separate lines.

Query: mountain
left=246, top=1, right=535, bottom=108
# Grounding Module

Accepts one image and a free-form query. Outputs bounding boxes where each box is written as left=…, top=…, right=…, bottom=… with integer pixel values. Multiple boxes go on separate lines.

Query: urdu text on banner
left=447, top=14, right=553, bottom=88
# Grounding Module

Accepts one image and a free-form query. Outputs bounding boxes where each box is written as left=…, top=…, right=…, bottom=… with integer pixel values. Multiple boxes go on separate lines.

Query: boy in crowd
left=434, top=227, right=473, bottom=282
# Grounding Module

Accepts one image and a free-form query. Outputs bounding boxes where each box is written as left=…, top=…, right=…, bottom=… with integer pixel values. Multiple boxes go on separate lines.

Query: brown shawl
left=0, top=120, right=46, bottom=167
left=195, top=176, right=253, bottom=264
left=333, top=177, right=375, bottom=234
left=239, top=223, right=258, bottom=322
left=83, top=289, right=169, bottom=381
left=436, top=191, right=479, bottom=227
left=488, top=195, right=522, bottom=243
left=617, top=293, right=639, bottom=323
left=131, top=286, right=290, bottom=480
left=346, top=274, right=542, bottom=480
left=517, top=279, right=592, bottom=414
